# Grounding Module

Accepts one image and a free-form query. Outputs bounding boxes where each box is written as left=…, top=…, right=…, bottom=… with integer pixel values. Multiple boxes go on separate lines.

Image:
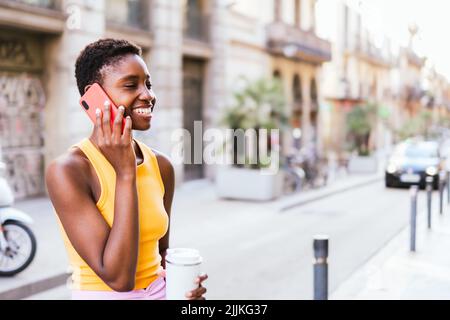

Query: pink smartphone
left=79, top=83, right=125, bottom=131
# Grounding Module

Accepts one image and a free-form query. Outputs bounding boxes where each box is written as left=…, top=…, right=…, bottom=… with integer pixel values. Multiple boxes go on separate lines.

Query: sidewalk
left=277, top=173, right=382, bottom=212
left=331, top=193, right=450, bottom=300
left=0, top=169, right=382, bottom=299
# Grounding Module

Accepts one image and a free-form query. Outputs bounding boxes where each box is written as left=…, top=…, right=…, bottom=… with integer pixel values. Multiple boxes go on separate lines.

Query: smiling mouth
left=133, top=107, right=152, bottom=116
left=133, top=103, right=153, bottom=110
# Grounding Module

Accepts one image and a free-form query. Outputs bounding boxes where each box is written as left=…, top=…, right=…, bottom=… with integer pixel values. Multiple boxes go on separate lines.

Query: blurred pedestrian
left=45, top=39, right=207, bottom=300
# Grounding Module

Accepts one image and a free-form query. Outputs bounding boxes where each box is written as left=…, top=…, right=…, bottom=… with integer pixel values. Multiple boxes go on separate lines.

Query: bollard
left=410, top=185, right=418, bottom=252
left=439, top=172, right=445, bottom=215
left=447, top=171, right=450, bottom=205
left=313, top=235, right=329, bottom=300
left=426, top=176, right=433, bottom=229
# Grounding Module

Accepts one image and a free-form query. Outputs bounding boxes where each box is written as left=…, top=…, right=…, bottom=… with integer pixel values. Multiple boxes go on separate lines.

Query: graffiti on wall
left=0, top=38, right=34, bottom=67
left=0, top=72, right=45, bottom=199
left=2, top=150, right=44, bottom=199
left=0, top=33, right=42, bottom=72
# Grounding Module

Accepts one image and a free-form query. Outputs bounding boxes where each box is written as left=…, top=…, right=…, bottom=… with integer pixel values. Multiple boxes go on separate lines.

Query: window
left=273, top=70, right=282, bottom=79
left=105, top=0, right=148, bottom=30
left=310, top=0, right=316, bottom=31
left=294, top=0, right=301, bottom=27
left=311, top=78, right=318, bottom=110
left=183, top=0, right=209, bottom=41
left=293, top=74, right=303, bottom=108
left=9, top=0, right=59, bottom=9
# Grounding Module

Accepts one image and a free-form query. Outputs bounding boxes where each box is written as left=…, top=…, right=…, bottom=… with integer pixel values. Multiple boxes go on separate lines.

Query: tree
left=395, top=110, right=434, bottom=141
left=221, top=77, right=288, bottom=168
left=346, top=103, right=378, bottom=156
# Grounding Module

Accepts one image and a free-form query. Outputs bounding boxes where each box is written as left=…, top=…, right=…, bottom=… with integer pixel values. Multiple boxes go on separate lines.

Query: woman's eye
left=125, top=84, right=136, bottom=88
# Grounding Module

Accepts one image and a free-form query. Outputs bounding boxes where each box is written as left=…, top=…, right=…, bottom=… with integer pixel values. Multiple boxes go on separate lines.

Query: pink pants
left=71, top=276, right=166, bottom=300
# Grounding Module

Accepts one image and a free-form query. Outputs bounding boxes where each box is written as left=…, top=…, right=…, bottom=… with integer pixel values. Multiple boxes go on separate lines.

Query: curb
left=0, top=272, right=70, bottom=300
left=279, top=175, right=383, bottom=212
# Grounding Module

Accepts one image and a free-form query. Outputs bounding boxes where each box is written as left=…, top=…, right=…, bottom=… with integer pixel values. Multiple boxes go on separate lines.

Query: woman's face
left=100, top=54, right=156, bottom=131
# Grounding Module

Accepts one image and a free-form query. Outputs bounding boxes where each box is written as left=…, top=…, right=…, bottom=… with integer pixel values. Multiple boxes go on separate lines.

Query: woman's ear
left=83, top=84, right=92, bottom=94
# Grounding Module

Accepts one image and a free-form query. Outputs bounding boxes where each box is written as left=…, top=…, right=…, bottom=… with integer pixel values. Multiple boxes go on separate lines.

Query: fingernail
left=95, top=108, right=100, bottom=115
left=104, top=100, right=110, bottom=106
left=119, top=106, right=125, bottom=112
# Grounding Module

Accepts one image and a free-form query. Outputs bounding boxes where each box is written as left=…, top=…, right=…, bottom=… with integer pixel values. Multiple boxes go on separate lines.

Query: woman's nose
left=140, top=87, right=155, bottom=103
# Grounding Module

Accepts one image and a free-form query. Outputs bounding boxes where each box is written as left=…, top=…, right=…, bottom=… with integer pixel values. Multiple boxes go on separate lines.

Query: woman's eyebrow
left=119, top=74, right=151, bottom=81
left=118, top=75, right=139, bottom=82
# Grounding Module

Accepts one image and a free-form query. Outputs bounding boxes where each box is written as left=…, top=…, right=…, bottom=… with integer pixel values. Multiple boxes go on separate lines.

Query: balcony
left=406, top=84, right=424, bottom=101
left=350, top=36, right=393, bottom=68
left=406, top=50, right=424, bottom=69
left=4, top=0, right=60, bottom=9
left=266, top=22, right=331, bottom=64
left=105, top=0, right=149, bottom=31
left=182, top=6, right=211, bottom=59
left=0, top=0, right=65, bottom=34
left=104, top=0, right=153, bottom=48
left=183, top=9, right=210, bottom=43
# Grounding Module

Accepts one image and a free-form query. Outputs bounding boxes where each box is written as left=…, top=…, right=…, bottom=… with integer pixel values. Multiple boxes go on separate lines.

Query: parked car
left=385, top=140, right=443, bottom=189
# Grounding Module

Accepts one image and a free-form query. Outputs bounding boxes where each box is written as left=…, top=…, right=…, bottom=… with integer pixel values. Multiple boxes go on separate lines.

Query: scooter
left=0, top=161, right=37, bottom=276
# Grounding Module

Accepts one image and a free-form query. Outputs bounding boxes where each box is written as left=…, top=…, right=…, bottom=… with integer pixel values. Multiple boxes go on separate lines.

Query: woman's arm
left=46, top=159, right=138, bottom=292
left=155, top=152, right=175, bottom=269
left=46, top=104, right=140, bottom=292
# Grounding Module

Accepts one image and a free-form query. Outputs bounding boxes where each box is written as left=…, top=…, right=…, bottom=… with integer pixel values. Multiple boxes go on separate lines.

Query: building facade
left=225, top=0, right=331, bottom=158
left=0, top=0, right=230, bottom=199
left=0, top=0, right=332, bottom=200
left=2, top=0, right=446, bottom=200
left=321, top=0, right=397, bottom=158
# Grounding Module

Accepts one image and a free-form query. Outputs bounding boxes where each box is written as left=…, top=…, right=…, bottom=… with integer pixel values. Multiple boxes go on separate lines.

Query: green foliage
left=221, top=76, right=288, bottom=169
left=346, top=103, right=378, bottom=156
left=395, top=110, right=434, bottom=141
left=221, top=76, right=288, bottom=131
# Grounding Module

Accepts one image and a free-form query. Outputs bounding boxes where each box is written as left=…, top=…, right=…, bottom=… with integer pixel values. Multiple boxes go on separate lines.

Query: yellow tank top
left=56, top=138, right=169, bottom=291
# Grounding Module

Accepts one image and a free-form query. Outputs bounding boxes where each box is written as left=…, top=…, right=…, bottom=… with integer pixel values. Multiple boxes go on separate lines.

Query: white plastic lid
left=166, top=248, right=202, bottom=265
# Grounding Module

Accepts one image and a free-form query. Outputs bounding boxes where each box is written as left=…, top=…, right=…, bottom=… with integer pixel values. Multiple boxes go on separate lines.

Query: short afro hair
left=75, top=38, right=142, bottom=95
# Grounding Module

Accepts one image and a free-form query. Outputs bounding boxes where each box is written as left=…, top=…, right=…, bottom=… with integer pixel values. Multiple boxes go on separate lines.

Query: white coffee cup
left=165, top=248, right=203, bottom=300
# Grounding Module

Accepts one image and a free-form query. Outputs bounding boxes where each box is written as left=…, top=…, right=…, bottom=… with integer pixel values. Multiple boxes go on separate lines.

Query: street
left=172, top=181, right=425, bottom=299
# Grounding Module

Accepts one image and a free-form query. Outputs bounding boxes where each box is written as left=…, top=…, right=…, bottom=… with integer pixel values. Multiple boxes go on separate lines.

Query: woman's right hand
left=93, top=101, right=136, bottom=177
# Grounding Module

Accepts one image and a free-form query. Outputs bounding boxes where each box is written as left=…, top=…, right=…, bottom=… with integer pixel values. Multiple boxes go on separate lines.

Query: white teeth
left=134, top=108, right=151, bottom=115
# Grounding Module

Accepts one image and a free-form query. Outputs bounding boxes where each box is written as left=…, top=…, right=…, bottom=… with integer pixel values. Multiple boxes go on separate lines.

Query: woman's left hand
left=157, top=269, right=208, bottom=300
left=186, top=273, right=208, bottom=300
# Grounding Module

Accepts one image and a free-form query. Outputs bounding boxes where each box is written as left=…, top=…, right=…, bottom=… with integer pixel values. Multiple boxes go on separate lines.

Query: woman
left=45, top=38, right=207, bottom=300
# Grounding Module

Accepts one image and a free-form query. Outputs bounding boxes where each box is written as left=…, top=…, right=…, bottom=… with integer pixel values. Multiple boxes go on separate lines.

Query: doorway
left=182, top=58, right=205, bottom=181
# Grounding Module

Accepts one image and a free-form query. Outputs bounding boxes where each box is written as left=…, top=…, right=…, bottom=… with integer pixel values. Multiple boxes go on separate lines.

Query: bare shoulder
left=45, top=148, right=91, bottom=197
left=151, top=148, right=175, bottom=189
left=46, top=148, right=89, bottom=178
left=151, top=148, right=174, bottom=173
